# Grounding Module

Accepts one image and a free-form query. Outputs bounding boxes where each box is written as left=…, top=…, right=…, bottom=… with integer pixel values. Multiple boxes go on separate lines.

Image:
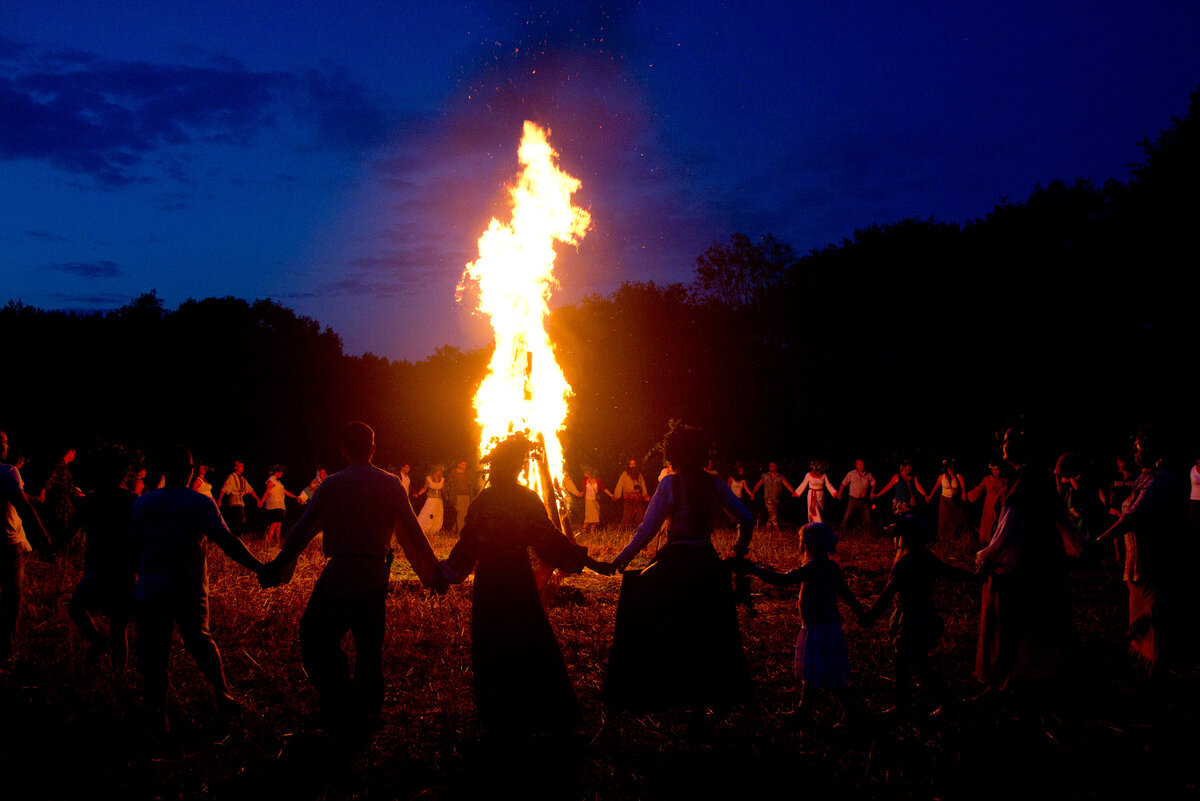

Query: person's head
left=316, top=466, right=327, bottom=480
left=663, top=425, right=708, bottom=474
left=342, top=420, right=375, bottom=463
left=63, top=448, right=77, bottom=464
left=195, top=463, right=208, bottom=478
left=581, top=464, right=593, bottom=478
left=234, top=460, right=245, bottom=475
left=1134, top=424, right=1164, bottom=470
left=899, top=460, right=913, bottom=478
left=989, top=460, right=1002, bottom=478
left=456, top=460, right=467, bottom=472
left=1054, top=452, right=1081, bottom=480
left=94, top=444, right=133, bottom=488
left=800, top=522, right=837, bottom=561
left=627, top=458, right=638, bottom=474
left=401, top=463, right=410, bottom=475
left=735, top=461, right=745, bottom=476
left=483, top=434, right=532, bottom=485
left=1002, top=428, right=1029, bottom=466
left=810, top=459, right=827, bottom=475
left=768, top=461, right=778, bottom=474
left=0, top=431, right=7, bottom=462
left=432, top=463, right=444, bottom=479
left=855, top=459, right=865, bottom=472
left=942, top=458, right=956, bottom=476
left=892, top=515, right=932, bottom=551
left=160, top=444, right=194, bottom=488
left=269, top=464, right=284, bottom=478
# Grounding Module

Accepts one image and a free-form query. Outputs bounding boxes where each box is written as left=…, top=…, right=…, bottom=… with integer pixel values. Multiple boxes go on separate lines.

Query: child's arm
left=862, top=576, right=899, bottom=625
left=835, top=568, right=868, bottom=622
left=933, top=553, right=983, bottom=583
left=745, top=562, right=802, bottom=587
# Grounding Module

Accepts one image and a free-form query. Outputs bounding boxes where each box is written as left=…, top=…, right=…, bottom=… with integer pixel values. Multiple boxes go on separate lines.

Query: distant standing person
left=794, top=460, right=838, bottom=524
left=399, top=464, right=414, bottom=511
left=565, top=465, right=612, bottom=534
left=132, top=444, right=264, bottom=730
left=40, top=446, right=84, bottom=544
left=417, top=464, right=446, bottom=537
left=727, top=463, right=752, bottom=504
left=1, top=430, right=52, bottom=663
left=752, top=461, right=796, bottom=532
left=190, top=463, right=214, bottom=502
left=967, top=461, right=1008, bottom=544
left=1095, top=425, right=1190, bottom=673
left=874, top=461, right=928, bottom=522
left=925, top=460, right=968, bottom=541
left=1190, top=453, right=1200, bottom=539
left=446, top=460, right=475, bottom=534
left=613, top=459, right=650, bottom=528
left=260, top=465, right=298, bottom=548
left=839, top=459, right=876, bottom=535
left=261, top=422, right=446, bottom=730
left=217, top=460, right=259, bottom=537
left=298, top=467, right=327, bottom=506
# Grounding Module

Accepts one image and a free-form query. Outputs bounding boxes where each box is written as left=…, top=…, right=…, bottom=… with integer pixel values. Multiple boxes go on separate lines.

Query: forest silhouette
left=5, top=89, right=1197, bottom=480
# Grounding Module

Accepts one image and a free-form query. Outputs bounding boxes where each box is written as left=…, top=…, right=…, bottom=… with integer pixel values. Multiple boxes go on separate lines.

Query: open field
left=1, top=522, right=1196, bottom=800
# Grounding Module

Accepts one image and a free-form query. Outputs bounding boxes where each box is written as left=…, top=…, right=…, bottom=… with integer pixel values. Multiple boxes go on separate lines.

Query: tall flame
left=459, top=121, right=590, bottom=491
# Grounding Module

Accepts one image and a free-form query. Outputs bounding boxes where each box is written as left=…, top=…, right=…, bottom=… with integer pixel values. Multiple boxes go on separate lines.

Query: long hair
left=663, top=424, right=717, bottom=535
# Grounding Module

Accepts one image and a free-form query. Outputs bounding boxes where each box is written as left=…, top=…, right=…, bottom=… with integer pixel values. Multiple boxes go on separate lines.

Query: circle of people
left=1, top=421, right=1195, bottom=739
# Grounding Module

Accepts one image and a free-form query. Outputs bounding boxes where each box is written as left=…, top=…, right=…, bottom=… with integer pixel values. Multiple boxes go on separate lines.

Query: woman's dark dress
left=443, top=483, right=587, bottom=736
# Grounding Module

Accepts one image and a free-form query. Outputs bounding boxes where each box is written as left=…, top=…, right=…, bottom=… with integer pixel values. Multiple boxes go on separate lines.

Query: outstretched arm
left=206, top=505, right=263, bottom=575
left=394, top=487, right=447, bottom=591
left=9, top=487, right=51, bottom=551
left=873, top=474, right=898, bottom=499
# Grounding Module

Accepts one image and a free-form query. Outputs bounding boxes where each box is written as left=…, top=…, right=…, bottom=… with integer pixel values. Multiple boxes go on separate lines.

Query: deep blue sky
left=3, top=1, right=1198, bottom=360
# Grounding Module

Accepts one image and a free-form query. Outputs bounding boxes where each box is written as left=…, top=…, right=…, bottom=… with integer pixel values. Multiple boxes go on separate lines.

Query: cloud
left=23, top=229, right=69, bottom=242
left=0, top=40, right=394, bottom=186
left=49, top=260, right=122, bottom=278
left=47, top=291, right=130, bottom=307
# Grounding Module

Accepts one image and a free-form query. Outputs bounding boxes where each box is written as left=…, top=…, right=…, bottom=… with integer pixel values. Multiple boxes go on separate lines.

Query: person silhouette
left=261, top=421, right=446, bottom=731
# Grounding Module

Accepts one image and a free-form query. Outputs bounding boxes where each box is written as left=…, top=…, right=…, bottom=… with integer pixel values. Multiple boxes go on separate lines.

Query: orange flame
left=458, top=121, right=590, bottom=492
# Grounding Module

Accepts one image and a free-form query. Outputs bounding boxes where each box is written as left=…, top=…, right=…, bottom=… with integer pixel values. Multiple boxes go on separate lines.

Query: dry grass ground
left=1, top=521, right=1195, bottom=800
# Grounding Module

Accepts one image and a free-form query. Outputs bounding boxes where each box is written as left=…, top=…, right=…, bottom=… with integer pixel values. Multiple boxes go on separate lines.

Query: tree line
left=5, top=89, right=1198, bottom=486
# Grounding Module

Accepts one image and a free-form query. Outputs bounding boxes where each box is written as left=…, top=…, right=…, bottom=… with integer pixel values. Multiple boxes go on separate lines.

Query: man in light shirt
left=839, top=459, right=877, bottom=535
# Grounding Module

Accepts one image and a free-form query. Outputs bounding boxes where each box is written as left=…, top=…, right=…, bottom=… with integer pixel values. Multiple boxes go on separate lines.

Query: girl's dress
left=796, top=471, right=836, bottom=523
left=418, top=475, right=444, bottom=537
left=790, top=559, right=858, bottom=687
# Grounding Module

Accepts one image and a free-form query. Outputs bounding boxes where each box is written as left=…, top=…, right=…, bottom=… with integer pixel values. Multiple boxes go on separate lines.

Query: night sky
left=3, top=1, right=1198, bottom=361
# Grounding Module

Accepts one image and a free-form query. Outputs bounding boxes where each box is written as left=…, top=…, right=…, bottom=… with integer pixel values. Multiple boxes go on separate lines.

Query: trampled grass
left=1, top=520, right=1195, bottom=800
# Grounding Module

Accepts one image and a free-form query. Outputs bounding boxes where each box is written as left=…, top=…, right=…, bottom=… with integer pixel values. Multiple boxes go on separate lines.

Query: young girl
left=863, top=515, right=979, bottom=714
left=743, top=522, right=865, bottom=718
